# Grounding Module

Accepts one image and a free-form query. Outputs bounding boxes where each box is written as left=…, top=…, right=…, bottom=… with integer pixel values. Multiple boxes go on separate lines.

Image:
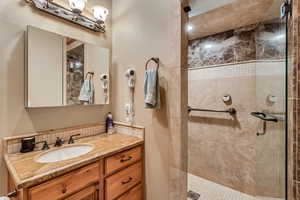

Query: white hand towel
left=79, top=79, right=94, bottom=104
left=144, top=69, right=160, bottom=109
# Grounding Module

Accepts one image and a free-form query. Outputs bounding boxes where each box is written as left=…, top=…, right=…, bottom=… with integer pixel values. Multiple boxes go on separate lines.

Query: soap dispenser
left=106, top=112, right=115, bottom=134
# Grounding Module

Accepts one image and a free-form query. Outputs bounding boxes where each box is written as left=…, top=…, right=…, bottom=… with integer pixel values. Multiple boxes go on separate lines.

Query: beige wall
left=0, top=0, right=112, bottom=195
left=111, top=0, right=187, bottom=199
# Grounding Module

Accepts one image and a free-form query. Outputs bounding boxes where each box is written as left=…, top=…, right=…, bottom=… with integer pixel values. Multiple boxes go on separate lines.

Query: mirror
left=26, top=26, right=109, bottom=107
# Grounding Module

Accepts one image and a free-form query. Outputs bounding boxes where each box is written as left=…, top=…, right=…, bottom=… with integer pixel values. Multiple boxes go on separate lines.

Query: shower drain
left=187, top=190, right=201, bottom=200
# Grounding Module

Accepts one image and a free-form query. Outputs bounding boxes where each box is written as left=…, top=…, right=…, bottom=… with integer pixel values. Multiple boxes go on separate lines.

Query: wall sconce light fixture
left=68, top=0, right=87, bottom=14
left=25, top=0, right=108, bottom=32
left=92, top=6, right=109, bottom=24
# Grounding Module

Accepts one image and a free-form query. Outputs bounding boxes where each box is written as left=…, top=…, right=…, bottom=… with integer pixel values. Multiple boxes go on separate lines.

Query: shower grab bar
left=188, top=106, right=237, bottom=116
left=250, top=112, right=278, bottom=123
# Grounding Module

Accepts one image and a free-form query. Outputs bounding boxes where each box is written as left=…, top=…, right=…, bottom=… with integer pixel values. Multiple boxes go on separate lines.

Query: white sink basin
left=36, top=144, right=93, bottom=163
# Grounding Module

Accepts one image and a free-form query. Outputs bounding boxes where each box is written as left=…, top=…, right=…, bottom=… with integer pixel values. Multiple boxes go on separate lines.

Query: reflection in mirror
left=65, top=38, right=85, bottom=105
left=26, top=26, right=110, bottom=108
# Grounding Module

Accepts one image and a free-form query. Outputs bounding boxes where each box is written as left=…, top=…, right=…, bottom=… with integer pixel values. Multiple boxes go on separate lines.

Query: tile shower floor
left=188, top=173, right=283, bottom=200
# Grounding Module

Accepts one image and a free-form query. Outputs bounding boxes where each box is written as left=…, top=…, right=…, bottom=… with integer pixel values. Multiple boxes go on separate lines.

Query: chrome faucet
left=68, top=134, right=80, bottom=144
left=35, top=140, right=49, bottom=150
left=54, top=137, right=64, bottom=147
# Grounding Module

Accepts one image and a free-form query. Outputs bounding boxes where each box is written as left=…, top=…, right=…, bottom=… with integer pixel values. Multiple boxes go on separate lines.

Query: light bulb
left=68, top=0, right=87, bottom=14
left=187, top=24, right=193, bottom=32
left=204, top=44, right=213, bottom=49
left=92, top=6, right=109, bottom=22
left=274, top=34, right=285, bottom=40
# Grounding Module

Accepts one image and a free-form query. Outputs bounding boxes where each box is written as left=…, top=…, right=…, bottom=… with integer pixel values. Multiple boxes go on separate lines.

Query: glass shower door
left=187, top=0, right=288, bottom=199
left=253, top=3, right=287, bottom=199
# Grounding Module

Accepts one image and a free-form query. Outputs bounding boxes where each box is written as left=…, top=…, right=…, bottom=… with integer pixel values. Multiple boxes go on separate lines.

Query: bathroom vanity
left=4, top=133, right=144, bottom=200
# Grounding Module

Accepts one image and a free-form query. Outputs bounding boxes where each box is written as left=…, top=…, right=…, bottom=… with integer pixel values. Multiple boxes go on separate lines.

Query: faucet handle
left=68, top=134, right=80, bottom=144
left=35, top=141, right=49, bottom=150
left=54, top=137, right=64, bottom=147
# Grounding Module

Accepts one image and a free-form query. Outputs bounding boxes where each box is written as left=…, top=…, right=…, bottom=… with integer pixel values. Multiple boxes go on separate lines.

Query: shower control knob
left=222, top=95, right=231, bottom=103
left=267, top=95, right=277, bottom=103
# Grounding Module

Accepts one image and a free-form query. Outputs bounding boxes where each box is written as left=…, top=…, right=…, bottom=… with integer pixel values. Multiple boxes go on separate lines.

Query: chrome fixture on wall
left=188, top=106, right=237, bottom=116
left=25, top=0, right=109, bottom=32
left=250, top=112, right=279, bottom=136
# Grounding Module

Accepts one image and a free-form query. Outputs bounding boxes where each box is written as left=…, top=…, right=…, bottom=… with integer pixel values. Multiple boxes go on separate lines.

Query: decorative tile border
left=188, top=60, right=285, bottom=81
left=288, top=1, right=300, bottom=199
left=288, top=1, right=300, bottom=200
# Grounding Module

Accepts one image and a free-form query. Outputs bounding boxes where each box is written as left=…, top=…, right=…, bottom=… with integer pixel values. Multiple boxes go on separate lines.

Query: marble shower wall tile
left=255, top=21, right=286, bottom=60
left=188, top=61, right=286, bottom=197
left=188, top=20, right=286, bottom=68
left=188, top=63, right=257, bottom=195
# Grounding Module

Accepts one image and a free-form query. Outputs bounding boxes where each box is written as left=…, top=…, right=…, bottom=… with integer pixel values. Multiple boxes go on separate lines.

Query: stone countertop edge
left=4, top=134, right=144, bottom=190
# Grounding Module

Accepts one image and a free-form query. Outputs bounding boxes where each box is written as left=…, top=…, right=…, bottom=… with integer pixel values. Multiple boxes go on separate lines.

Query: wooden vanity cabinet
left=7, top=145, right=143, bottom=200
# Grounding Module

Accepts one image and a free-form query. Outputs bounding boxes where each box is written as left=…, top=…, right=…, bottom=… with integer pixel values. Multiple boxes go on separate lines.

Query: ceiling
left=188, top=0, right=283, bottom=40
left=189, top=0, right=235, bottom=17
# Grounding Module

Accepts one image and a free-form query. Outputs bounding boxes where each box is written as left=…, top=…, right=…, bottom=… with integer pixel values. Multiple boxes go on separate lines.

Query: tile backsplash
left=114, top=122, right=145, bottom=139
left=4, top=122, right=144, bottom=154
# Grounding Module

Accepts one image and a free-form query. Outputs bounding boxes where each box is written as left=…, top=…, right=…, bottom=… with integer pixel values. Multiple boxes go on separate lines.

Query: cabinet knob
left=61, top=184, right=67, bottom=194
left=120, top=156, right=132, bottom=163
left=121, top=177, right=133, bottom=185
left=62, top=188, right=67, bottom=194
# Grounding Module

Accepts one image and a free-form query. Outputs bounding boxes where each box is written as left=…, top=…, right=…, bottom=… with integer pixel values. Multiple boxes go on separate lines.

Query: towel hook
left=145, top=57, right=159, bottom=70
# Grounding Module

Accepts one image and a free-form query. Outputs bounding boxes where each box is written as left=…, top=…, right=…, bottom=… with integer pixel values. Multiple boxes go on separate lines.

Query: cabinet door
left=27, top=26, right=64, bottom=107
left=64, top=184, right=100, bottom=200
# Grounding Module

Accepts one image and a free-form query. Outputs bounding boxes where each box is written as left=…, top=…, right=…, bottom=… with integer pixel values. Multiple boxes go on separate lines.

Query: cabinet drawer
left=105, top=162, right=142, bottom=200
left=105, top=146, right=142, bottom=175
left=117, top=184, right=142, bottom=200
left=29, top=162, right=100, bottom=200
left=64, top=184, right=99, bottom=200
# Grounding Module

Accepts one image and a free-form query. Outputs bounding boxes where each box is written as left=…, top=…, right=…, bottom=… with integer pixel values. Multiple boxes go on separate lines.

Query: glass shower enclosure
left=187, top=0, right=288, bottom=199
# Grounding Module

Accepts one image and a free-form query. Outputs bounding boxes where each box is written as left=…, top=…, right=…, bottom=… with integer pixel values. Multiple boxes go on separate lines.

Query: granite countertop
left=5, top=133, right=144, bottom=189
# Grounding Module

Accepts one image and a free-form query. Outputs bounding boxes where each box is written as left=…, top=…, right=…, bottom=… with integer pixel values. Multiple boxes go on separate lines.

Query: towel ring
left=85, top=72, right=94, bottom=79
left=145, top=57, right=159, bottom=70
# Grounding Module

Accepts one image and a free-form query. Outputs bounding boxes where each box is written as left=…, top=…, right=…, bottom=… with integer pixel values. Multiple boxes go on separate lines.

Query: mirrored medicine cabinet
left=25, top=26, right=110, bottom=108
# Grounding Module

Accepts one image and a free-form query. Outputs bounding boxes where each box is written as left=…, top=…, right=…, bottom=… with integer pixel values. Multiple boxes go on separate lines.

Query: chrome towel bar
left=188, top=106, right=237, bottom=116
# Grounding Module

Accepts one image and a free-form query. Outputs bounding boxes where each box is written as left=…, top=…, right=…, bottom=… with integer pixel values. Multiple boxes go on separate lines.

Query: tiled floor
left=188, top=173, right=284, bottom=200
